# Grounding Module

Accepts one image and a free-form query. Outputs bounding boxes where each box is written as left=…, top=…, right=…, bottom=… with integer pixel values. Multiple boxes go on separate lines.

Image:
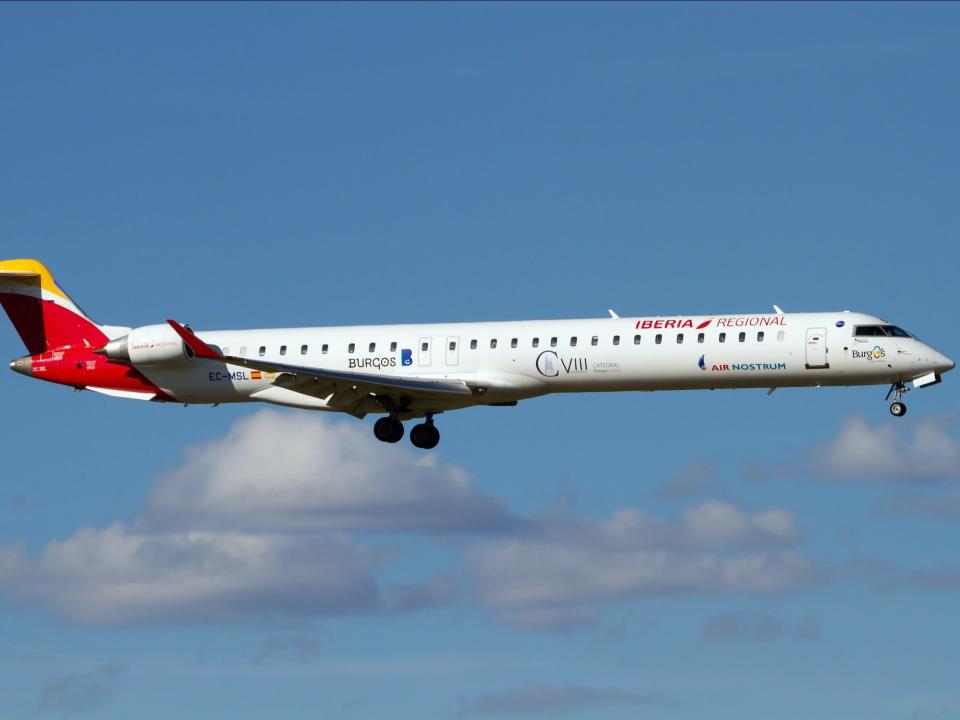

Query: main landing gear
left=885, top=382, right=908, bottom=418
left=409, top=414, right=440, bottom=450
left=374, top=416, right=405, bottom=443
left=373, top=413, right=440, bottom=449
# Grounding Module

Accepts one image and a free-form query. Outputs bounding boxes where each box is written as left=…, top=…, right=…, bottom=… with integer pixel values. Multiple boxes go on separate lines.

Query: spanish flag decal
left=251, top=371, right=262, bottom=380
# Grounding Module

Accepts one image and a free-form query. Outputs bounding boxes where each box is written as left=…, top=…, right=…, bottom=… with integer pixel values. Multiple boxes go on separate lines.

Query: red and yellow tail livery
left=0, top=258, right=107, bottom=353
left=1, top=259, right=170, bottom=401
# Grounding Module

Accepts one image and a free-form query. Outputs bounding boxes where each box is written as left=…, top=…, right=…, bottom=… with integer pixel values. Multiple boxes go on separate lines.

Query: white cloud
left=466, top=502, right=815, bottom=630
left=0, top=410, right=514, bottom=624
left=0, top=410, right=817, bottom=630
left=683, top=502, right=800, bottom=547
left=813, top=416, right=960, bottom=481
left=141, top=410, right=515, bottom=534
left=0, top=524, right=381, bottom=625
left=589, top=501, right=800, bottom=550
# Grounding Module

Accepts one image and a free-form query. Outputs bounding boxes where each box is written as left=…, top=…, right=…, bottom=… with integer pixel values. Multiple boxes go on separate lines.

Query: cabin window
left=551, top=337, right=558, bottom=347
left=757, top=331, right=765, bottom=342
left=634, top=334, right=641, bottom=345
left=280, top=345, right=287, bottom=356
left=655, top=334, right=662, bottom=345
left=777, top=330, right=785, bottom=342
left=449, top=341, right=456, bottom=351
left=390, top=341, right=397, bottom=352
left=421, top=341, right=429, bottom=351
left=697, top=333, right=704, bottom=344
left=532, top=337, right=540, bottom=348
left=301, top=344, right=308, bottom=355
left=570, top=337, right=577, bottom=347
left=369, top=342, right=376, bottom=353
left=511, top=338, right=518, bottom=349
left=239, top=346, right=247, bottom=356
left=259, top=346, right=266, bottom=357
left=223, top=347, right=230, bottom=355
left=321, top=344, right=328, bottom=354
left=676, top=334, right=684, bottom=344
left=613, top=335, right=620, bottom=346
left=490, top=339, right=497, bottom=349
left=348, top=343, right=355, bottom=353
left=470, top=339, right=477, bottom=350
left=738, top=332, right=746, bottom=343
left=591, top=336, right=598, bottom=346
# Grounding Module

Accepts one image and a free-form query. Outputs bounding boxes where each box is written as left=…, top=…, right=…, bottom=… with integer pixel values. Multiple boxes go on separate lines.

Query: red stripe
left=29, top=348, right=174, bottom=401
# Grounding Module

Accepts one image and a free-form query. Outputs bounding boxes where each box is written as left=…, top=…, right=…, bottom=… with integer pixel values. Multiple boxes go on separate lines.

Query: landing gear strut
left=409, top=413, right=440, bottom=449
left=374, top=416, right=404, bottom=443
left=885, top=382, right=908, bottom=418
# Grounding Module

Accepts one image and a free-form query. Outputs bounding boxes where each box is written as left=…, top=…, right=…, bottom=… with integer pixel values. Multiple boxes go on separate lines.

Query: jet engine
left=98, top=323, right=195, bottom=366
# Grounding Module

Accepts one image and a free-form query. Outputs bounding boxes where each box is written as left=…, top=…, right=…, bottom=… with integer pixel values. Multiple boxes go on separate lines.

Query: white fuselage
left=136, top=311, right=953, bottom=414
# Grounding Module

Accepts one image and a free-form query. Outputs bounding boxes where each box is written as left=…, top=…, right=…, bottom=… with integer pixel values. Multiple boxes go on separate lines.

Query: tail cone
left=9, top=355, right=32, bottom=376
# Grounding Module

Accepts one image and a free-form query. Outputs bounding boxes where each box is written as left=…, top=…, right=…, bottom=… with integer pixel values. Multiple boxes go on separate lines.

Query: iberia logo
left=636, top=317, right=714, bottom=330
left=698, top=354, right=706, bottom=371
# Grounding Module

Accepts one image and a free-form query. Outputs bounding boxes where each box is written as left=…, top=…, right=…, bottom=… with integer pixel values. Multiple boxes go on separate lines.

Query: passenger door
left=805, top=327, right=829, bottom=369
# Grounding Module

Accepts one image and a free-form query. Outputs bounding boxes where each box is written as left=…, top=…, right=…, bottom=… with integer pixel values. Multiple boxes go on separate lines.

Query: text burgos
left=349, top=357, right=397, bottom=369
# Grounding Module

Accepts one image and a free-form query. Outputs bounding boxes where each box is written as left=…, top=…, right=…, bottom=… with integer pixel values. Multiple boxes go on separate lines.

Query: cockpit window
left=882, top=325, right=913, bottom=338
left=854, top=324, right=914, bottom=338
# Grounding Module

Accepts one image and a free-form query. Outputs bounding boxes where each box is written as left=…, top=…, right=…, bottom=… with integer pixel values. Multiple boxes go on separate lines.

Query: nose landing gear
left=885, top=382, right=908, bottom=418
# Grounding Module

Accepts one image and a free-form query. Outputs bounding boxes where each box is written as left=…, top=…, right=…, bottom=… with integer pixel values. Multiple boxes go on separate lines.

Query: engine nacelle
left=100, top=323, right=192, bottom=366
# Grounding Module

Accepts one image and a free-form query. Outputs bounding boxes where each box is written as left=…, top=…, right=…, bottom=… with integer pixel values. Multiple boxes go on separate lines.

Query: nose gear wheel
left=885, top=382, right=909, bottom=418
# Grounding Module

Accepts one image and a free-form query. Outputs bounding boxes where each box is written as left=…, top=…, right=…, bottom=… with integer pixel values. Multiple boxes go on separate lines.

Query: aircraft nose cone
left=944, top=355, right=956, bottom=373
left=9, top=356, right=32, bottom=376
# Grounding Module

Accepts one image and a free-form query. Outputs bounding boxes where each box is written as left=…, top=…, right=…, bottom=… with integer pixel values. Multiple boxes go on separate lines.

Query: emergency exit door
left=418, top=337, right=432, bottom=367
left=446, top=336, right=460, bottom=366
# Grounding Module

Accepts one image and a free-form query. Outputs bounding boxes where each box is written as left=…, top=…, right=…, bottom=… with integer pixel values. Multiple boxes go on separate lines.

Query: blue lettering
left=730, top=362, right=786, bottom=372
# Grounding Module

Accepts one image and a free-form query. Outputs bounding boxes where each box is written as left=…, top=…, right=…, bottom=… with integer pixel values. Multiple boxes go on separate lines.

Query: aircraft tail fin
left=0, top=259, right=108, bottom=353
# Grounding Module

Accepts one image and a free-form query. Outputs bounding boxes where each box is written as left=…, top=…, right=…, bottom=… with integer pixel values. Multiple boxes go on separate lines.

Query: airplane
left=1, top=259, right=954, bottom=449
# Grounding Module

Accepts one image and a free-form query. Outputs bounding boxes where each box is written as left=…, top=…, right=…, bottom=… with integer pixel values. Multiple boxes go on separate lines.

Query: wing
left=167, top=319, right=476, bottom=417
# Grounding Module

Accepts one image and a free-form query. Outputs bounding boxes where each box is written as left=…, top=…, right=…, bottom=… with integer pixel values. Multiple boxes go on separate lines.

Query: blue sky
left=1, top=3, right=959, bottom=718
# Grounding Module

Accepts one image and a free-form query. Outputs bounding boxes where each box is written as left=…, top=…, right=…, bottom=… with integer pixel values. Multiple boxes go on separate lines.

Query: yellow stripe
left=0, top=259, right=70, bottom=302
